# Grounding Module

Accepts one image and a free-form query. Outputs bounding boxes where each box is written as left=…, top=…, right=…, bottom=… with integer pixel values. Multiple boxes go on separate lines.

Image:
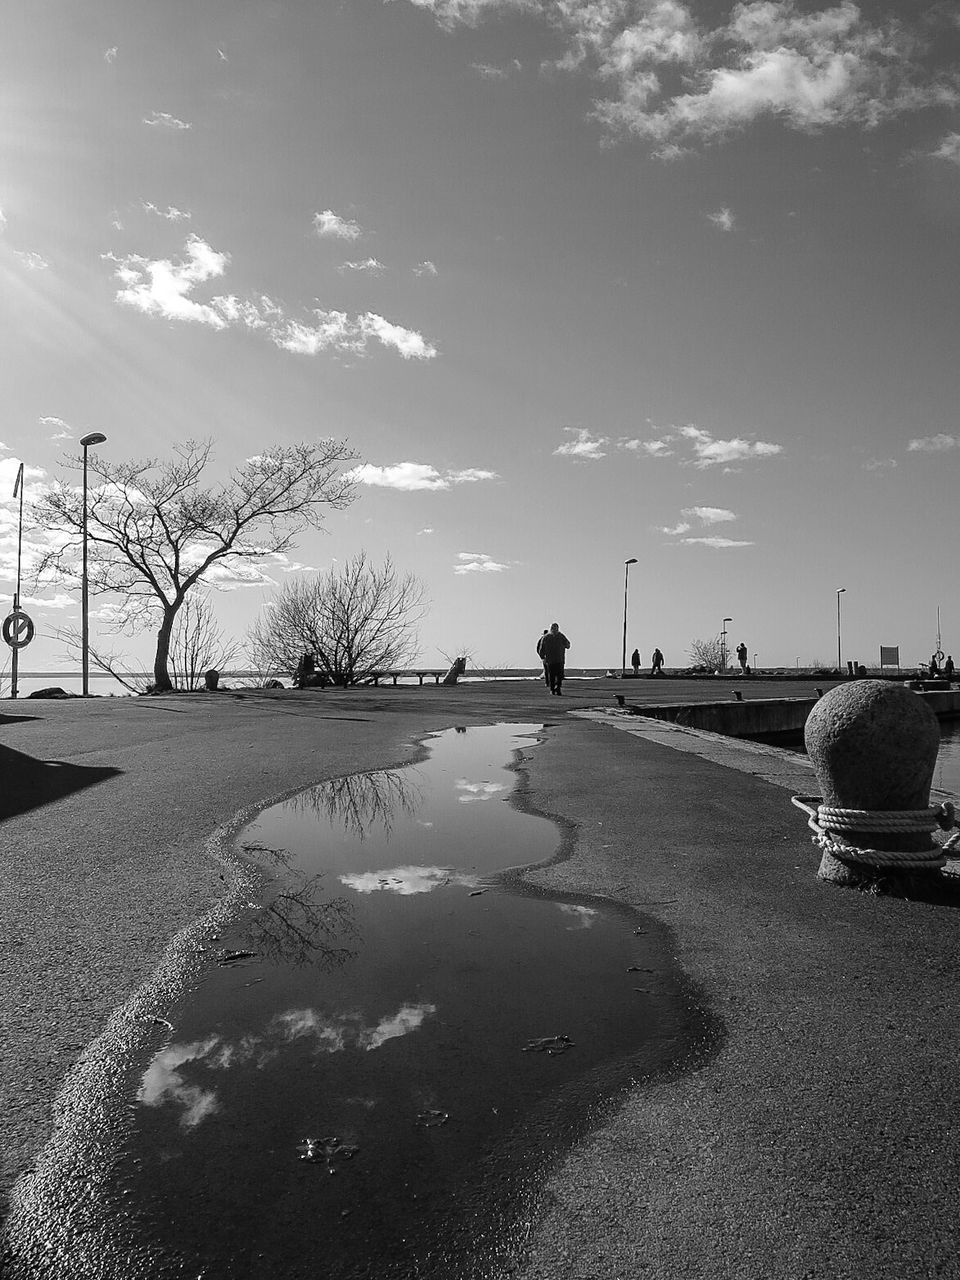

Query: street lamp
left=836, top=587, right=846, bottom=674
left=621, top=558, right=638, bottom=676
left=721, top=617, right=732, bottom=672
left=80, top=432, right=107, bottom=696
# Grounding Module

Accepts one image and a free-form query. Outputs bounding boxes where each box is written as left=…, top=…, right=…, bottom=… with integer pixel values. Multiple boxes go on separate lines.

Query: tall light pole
left=621, top=557, right=638, bottom=676
left=721, top=617, right=732, bottom=672
left=80, top=432, right=107, bottom=696
left=836, top=587, right=846, bottom=674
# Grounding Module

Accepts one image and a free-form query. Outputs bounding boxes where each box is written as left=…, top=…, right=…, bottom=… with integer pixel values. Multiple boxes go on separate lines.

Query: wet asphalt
left=3, top=676, right=960, bottom=1279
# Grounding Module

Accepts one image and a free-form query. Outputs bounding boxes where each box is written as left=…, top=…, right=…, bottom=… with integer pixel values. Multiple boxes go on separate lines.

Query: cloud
left=864, top=457, right=897, bottom=471
left=908, top=433, right=957, bottom=452
left=340, top=865, right=479, bottom=894
left=621, top=436, right=675, bottom=457
left=0, top=208, right=6, bottom=232
left=473, top=61, right=509, bottom=78
left=661, top=521, right=692, bottom=536
left=142, top=111, right=192, bottom=130
left=413, top=260, right=438, bottom=276
left=400, top=0, right=960, bottom=151
left=679, top=425, right=781, bottom=467
left=685, top=505, right=736, bottom=523
left=141, top=201, right=192, bottom=221
left=338, top=258, right=385, bottom=275
left=346, top=462, right=495, bottom=490
left=554, top=427, right=607, bottom=460
left=14, top=250, right=49, bottom=270
left=930, top=132, right=960, bottom=164
left=40, top=416, right=74, bottom=441
left=105, top=236, right=436, bottom=359
left=104, top=46, right=118, bottom=63
left=706, top=207, right=735, bottom=231
left=416, top=527, right=434, bottom=535
left=454, top=551, right=509, bottom=574
left=680, top=536, right=754, bottom=548
left=18, top=592, right=75, bottom=610
left=313, top=209, right=363, bottom=240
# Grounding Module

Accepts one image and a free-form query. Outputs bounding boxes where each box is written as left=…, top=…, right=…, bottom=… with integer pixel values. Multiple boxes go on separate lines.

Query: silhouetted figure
left=294, top=652, right=316, bottom=689
left=945, top=655, right=955, bottom=681
left=536, top=630, right=550, bottom=685
left=539, top=622, right=570, bottom=695
left=650, top=647, right=664, bottom=676
left=930, top=654, right=940, bottom=676
left=736, top=642, right=748, bottom=675
left=631, top=648, right=641, bottom=677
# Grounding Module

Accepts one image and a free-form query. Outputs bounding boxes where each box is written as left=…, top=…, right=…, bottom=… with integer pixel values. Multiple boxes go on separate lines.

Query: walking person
left=736, top=641, right=748, bottom=676
left=650, top=647, right=664, bottom=676
left=630, top=647, right=641, bottom=678
left=540, top=622, right=570, bottom=695
left=536, top=630, right=550, bottom=685
left=945, top=655, right=955, bottom=682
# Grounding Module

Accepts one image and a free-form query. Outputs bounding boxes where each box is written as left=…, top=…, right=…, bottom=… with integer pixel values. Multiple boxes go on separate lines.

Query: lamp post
left=621, top=557, right=638, bottom=676
left=721, top=617, right=732, bottom=672
left=10, top=462, right=24, bottom=699
left=80, top=432, right=107, bottom=696
left=836, top=587, right=846, bottom=674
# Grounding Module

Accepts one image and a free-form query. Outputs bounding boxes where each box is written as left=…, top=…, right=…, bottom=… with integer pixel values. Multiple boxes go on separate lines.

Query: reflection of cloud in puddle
left=138, top=1038, right=221, bottom=1129
left=269, top=1002, right=437, bottom=1053
left=557, top=905, right=600, bottom=930
left=339, top=865, right=479, bottom=895
left=455, top=778, right=508, bottom=803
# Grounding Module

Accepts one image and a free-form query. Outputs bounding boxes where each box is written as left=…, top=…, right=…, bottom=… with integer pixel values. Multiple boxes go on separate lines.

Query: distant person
left=536, top=630, right=550, bottom=685
left=540, top=622, right=570, bottom=695
left=650, top=647, right=664, bottom=676
left=945, top=655, right=955, bottom=681
left=930, top=654, right=940, bottom=676
left=630, top=648, right=641, bottom=677
left=736, top=642, right=748, bottom=675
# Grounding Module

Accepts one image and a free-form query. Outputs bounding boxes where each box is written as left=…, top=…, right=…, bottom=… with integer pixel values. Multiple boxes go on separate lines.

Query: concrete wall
left=632, top=689, right=960, bottom=738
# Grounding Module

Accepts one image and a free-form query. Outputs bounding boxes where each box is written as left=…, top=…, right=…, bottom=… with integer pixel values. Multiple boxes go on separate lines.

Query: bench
left=367, top=670, right=447, bottom=687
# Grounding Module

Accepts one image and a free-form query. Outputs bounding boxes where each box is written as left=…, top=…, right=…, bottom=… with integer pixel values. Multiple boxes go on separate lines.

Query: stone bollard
left=204, top=668, right=220, bottom=691
left=803, top=680, right=942, bottom=889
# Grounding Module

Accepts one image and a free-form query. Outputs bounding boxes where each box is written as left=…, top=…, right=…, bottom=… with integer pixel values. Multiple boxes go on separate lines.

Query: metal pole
left=836, top=588, right=845, bottom=673
left=11, top=462, right=23, bottom=699
left=82, top=444, right=89, bottom=697
left=621, top=562, right=629, bottom=676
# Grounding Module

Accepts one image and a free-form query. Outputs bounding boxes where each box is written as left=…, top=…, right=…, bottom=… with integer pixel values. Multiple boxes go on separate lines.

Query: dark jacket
left=539, top=630, right=570, bottom=664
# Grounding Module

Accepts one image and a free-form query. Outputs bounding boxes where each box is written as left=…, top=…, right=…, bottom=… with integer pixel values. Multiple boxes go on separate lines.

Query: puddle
left=4, top=723, right=711, bottom=1279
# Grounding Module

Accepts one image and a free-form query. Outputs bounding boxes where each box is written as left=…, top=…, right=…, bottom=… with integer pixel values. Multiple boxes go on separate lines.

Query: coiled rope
left=791, top=796, right=960, bottom=870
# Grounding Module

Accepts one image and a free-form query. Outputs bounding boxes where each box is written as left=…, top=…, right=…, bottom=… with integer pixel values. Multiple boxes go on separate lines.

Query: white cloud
left=18, top=592, right=75, bottom=610
left=340, top=865, right=479, bottom=894
left=661, top=521, right=692, bottom=536
left=413, top=260, right=438, bottom=276
left=0, top=208, right=6, bottom=233
left=338, top=257, right=385, bottom=275
left=346, top=462, right=494, bottom=490
left=681, top=536, right=754, bottom=548
left=679, top=424, right=781, bottom=467
left=40, top=416, right=74, bottom=441
left=417, top=527, right=434, bottom=535
left=14, top=250, right=49, bottom=270
left=706, top=207, right=735, bottom=231
left=454, top=551, right=509, bottom=574
left=142, top=111, right=192, bottom=130
left=930, top=132, right=960, bottom=164
left=864, top=457, right=897, bottom=471
left=141, top=201, right=192, bottom=221
left=908, top=434, right=957, bottom=452
left=554, top=426, right=607, bottom=460
left=685, top=505, right=736, bottom=523
left=104, top=46, right=118, bottom=63
left=313, top=209, right=363, bottom=240
left=105, top=236, right=436, bottom=360
left=623, top=436, right=675, bottom=457
left=401, top=0, right=959, bottom=151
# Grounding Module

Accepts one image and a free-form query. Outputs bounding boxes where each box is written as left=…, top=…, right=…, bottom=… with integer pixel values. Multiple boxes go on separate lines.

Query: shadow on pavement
left=0, top=744, right=121, bottom=822
left=0, top=714, right=39, bottom=727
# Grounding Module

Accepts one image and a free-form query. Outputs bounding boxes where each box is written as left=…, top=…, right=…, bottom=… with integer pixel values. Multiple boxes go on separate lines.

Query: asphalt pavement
left=3, top=676, right=960, bottom=1279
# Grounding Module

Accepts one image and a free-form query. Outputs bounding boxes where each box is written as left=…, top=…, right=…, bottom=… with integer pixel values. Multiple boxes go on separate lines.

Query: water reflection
left=455, top=778, right=508, bottom=802
left=289, top=767, right=422, bottom=840
left=340, top=865, right=480, bottom=895
left=557, top=904, right=600, bottom=929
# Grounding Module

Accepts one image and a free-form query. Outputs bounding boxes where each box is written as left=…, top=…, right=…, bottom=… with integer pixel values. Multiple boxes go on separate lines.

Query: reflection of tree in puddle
left=288, top=767, right=423, bottom=842
left=240, top=842, right=360, bottom=970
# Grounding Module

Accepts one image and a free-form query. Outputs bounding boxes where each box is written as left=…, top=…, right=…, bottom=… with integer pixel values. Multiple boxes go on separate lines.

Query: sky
left=2, top=0, right=960, bottom=678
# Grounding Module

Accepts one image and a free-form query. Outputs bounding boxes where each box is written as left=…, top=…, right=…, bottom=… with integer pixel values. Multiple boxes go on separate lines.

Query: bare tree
left=169, top=594, right=239, bottom=690
left=687, top=636, right=724, bottom=671
left=248, top=552, right=427, bottom=687
left=34, top=439, right=356, bottom=691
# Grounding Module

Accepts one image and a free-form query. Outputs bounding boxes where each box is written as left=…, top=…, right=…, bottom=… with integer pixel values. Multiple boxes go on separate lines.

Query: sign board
left=2, top=608, right=35, bottom=650
left=879, top=645, right=900, bottom=669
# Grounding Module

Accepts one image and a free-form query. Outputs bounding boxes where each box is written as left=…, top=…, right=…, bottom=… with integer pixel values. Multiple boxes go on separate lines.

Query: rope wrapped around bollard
left=791, top=796, right=960, bottom=870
